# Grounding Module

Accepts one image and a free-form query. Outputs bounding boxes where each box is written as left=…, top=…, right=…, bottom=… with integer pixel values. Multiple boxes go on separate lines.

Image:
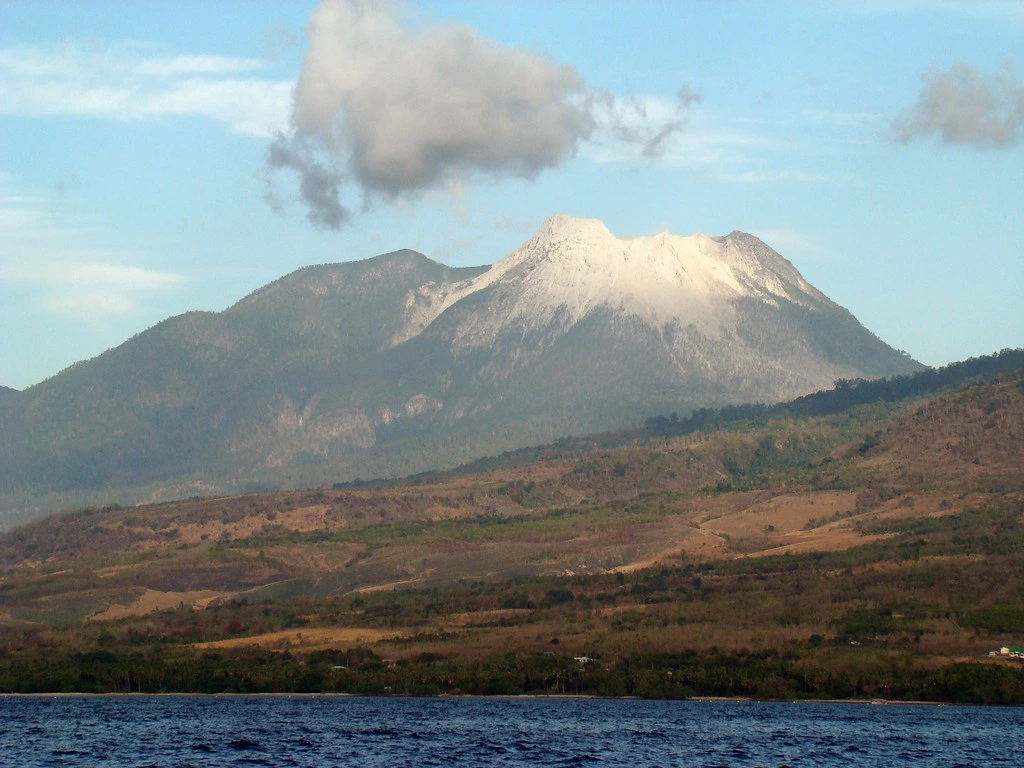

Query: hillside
left=0, top=217, right=921, bottom=524
left=1, top=369, right=1021, bottom=701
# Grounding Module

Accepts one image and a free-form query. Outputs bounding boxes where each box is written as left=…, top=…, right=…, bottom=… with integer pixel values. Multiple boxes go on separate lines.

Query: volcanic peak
left=419, top=215, right=825, bottom=347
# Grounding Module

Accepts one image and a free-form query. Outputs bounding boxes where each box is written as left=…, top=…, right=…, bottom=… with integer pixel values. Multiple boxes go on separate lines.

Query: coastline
left=0, top=691, right=963, bottom=706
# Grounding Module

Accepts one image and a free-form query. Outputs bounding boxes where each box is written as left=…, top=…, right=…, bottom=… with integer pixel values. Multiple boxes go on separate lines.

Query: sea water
left=2, top=696, right=1021, bottom=767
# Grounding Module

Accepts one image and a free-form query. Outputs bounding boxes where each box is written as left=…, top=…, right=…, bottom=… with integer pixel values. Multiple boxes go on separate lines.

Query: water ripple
left=1, top=697, right=1023, bottom=767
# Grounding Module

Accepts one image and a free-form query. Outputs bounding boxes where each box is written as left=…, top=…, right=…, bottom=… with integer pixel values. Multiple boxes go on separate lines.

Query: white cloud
left=60, top=262, right=186, bottom=291
left=0, top=176, right=187, bottom=319
left=130, top=53, right=267, bottom=78
left=0, top=42, right=292, bottom=137
left=140, top=78, right=293, bottom=137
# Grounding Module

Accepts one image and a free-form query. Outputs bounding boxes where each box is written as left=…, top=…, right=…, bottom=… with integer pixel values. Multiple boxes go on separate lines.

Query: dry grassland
left=192, top=627, right=406, bottom=651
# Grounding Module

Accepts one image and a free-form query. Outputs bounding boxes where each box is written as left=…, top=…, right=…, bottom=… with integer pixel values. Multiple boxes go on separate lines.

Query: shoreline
left=0, top=691, right=967, bottom=706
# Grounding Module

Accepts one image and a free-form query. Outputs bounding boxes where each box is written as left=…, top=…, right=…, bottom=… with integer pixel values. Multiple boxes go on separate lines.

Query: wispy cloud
left=587, top=105, right=773, bottom=165
left=0, top=176, right=187, bottom=319
left=585, top=92, right=705, bottom=161
left=717, top=169, right=831, bottom=184
left=588, top=111, right=835, bottom=186
left=35, top=263, right=186, bottom=317
left=0, top=41, right=292, bottom=137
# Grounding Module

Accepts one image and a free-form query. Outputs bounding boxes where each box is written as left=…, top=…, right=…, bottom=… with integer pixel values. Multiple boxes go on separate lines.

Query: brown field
left=192, top=627, right=406, bottom=651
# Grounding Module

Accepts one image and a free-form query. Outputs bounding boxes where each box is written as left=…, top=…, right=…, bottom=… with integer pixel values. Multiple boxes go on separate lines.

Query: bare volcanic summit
left=0, top=216, right=922, bottom=520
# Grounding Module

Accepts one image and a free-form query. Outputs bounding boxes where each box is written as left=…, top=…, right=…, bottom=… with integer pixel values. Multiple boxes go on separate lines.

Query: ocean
left=2, top=695, right=1021, bottom=767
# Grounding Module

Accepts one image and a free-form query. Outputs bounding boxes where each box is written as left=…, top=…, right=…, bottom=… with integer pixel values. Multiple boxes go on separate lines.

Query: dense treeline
left=644, top=348, right=1024, bottom=436
left=2, top=645, right=1021, bottom=705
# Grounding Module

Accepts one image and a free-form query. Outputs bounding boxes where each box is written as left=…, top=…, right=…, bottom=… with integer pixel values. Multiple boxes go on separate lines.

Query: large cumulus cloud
left=892, top=63, right=1024, bottom=148
left=266, top=0, right=695, bottom=229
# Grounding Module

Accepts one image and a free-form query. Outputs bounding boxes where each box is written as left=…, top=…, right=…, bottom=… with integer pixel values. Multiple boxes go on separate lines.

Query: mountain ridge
left=0, top=216, right=922, bottom=522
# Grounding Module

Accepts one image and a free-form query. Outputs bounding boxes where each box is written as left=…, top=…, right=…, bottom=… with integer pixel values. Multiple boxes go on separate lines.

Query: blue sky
left=1, top=0, right=1022, bottom=390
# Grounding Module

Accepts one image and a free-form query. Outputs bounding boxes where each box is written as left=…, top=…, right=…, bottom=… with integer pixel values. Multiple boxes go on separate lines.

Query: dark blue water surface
left=1, top=696, right=1021, bottom=767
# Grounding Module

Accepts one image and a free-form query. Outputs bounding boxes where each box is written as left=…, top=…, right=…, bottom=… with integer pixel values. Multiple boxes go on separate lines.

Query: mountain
left=0, top=216, right=922, bottom=522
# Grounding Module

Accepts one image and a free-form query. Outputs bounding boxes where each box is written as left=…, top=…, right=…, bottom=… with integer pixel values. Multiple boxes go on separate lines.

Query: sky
left=1, top=0, right=1022, bottom=390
